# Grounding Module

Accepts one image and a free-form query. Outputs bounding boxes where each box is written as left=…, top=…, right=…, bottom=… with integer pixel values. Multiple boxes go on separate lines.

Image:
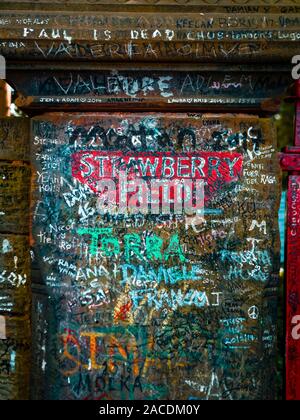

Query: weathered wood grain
left=0, top=163, right=31, bottom=234
left=0, top=118, right=31, bottom=400
left=8, top=66, right=292, bottom=113
left=0, top=8, right=299, bottom=63
left=0, top=118, right=30, bottom=161
left=0, top=0, right=299, bottom=7
left=0, top=315, right=31, bottom=400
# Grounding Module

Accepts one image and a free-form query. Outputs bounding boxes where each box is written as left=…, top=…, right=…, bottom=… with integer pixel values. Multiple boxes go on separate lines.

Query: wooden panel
left=30, top=112, right=281, bottom=400
left=0, top=234, right=30, bottom=315
left=0, top=118, right=30, bottom=161
left=0, top=118, right=31, bottom=400
left=286, top=175, right=300, bottom=401
left=0, top=0, right=299, bottom=8
left=0, top=163, right=31, bottom=234
left=0, top=316, right=31, bottom=400
left=0, top=7, right=299, bottom=63
left=30, top=285, right=50, bottom=401
left=8, top=65, right=292, bottom=113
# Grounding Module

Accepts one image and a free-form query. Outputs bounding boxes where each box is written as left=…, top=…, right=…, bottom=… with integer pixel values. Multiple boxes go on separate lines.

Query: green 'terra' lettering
left=77, top=228, right=186, bottom=263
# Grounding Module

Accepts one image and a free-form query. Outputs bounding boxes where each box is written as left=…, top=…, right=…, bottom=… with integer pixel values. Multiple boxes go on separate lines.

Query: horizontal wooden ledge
left=0, top=0, right=300, bottom=12
left=1, top=31, right=300, bottom=43
left=13, top=95, right=284, bottom=113
left=0, top=10, right=298, bottom=63
left=1, top=0, right=299, bottom=4
left=6, top=61, right=292, bottom=72
left=8, top=66, right=291, bottom=113
left=1, top=42, right=299, bottom=63
left=15, top=105, right=281, bottom=118
left=0, top=13, right=299, bottom=35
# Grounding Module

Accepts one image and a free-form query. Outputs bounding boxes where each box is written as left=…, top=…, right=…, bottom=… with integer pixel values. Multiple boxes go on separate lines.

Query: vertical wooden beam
left=286, top=175, right=300, bottom=400
left=280, top=80, right=300, bottom=400
left=295, top=91, right=300, bottom=148
left=0, top=118, right=31, bottom=400
left=0, top=81, right=11, bottom=118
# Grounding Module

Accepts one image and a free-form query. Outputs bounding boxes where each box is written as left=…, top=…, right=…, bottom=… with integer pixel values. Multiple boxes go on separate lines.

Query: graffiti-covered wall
left=30, top=112, right=281, bottom=400
left=0, top=118, right=31, bottom=400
